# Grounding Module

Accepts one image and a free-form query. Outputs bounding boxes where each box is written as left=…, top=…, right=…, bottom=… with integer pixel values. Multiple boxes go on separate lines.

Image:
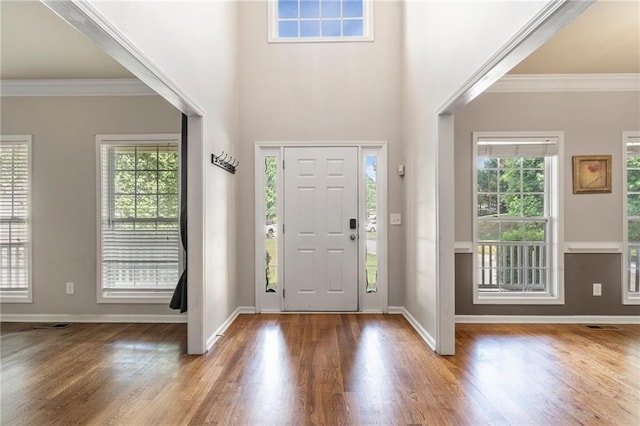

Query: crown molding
left=0, top=78, right=156, bottom=97
left=488, top=73, right=640, bottom=93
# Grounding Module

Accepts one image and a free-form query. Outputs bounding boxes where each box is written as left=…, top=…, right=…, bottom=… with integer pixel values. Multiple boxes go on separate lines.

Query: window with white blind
left=97, top=134, right=180, bottom=303
left=623, top=131, right=640, bottom=305
left=473, top=132, right=564, bottom=304
left=0, top=135, right=32, bottom=302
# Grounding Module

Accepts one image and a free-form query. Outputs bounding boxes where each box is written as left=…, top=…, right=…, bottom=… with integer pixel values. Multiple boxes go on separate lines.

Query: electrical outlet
left=593, top=283, right=602, bottom=296
left=66, top=282, right=74, bottom=295
left=390, top=213, right=402, bottom=225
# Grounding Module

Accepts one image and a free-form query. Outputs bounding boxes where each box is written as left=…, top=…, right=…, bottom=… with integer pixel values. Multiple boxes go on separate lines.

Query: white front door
left=283, top=147, right=359, bottom=311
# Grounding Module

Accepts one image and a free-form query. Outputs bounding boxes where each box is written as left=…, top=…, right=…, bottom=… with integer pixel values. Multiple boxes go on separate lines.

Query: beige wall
left=236, top=0, right=405, bottom=306
left=402, top=0, right=558, bottom=352
left=454, top=90, right=640, bottom=243
left=87, top=0, right=240, bottom=353
left=454, top=90, right=640, bottom=316
left=0, top=96, right=182, bottom=316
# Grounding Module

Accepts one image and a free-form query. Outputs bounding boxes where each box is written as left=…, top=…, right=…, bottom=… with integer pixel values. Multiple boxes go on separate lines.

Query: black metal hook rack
left=211, top=151, right=239, bottom=174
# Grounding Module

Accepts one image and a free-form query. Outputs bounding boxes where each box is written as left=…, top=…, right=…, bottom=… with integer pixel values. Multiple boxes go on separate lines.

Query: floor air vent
left=583, top=325, right=620, bottom=330
left=33, top=323, right=72, bottom=329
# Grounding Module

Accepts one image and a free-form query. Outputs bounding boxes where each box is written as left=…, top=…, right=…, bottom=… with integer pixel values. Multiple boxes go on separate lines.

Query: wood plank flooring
left=1, top=315, right=639, bottom=425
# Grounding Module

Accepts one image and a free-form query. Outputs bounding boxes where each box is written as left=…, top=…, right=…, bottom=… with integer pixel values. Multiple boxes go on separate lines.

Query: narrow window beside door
left=265, top=156, right=278, bottom=292
left=365, top=155, right=377, bottom=293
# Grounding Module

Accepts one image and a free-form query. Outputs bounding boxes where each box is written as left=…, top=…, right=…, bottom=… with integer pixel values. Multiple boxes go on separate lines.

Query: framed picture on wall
left=572, top=155, right=612, bottom=194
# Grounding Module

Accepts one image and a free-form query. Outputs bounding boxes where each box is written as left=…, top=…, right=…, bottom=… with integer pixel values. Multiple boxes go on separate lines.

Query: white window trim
left=359, top=145, right=387, bottom=312
left=622, top=131, right=640, bottom=305
left=472, top=131, right=565, bottom=305
left=254, top=141, right=387, bottom=313
left=96, top=134, right=181, bottom=304
left=0, top=135, right=33, bottom=303
left=267, top=0, right=374, bottom=43
left=254, top=146, right=283, bottom=312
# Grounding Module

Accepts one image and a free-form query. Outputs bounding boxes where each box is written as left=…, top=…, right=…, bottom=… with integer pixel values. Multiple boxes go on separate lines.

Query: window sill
left=267, top=35, right=374, bottom=43
left=98, top=291, right=173, bottom=304
left=0, top=290, right=32, bottom=303
left=623, top=295, right=640, bottom=305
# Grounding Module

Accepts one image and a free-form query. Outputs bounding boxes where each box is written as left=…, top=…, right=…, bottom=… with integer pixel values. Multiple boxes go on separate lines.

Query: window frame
left=0, top=135, right=33, bottom=303
left=472, top=131, right=564, bottom=305
left=622, top=131, right=640, bottom=305
left=267, top=0, right=374, bottom=43
left=96, top=134, right=181, bottom=304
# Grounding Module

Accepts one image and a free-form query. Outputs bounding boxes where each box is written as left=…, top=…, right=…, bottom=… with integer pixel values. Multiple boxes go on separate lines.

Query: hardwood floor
left=1, top=316, right=639, bottom=425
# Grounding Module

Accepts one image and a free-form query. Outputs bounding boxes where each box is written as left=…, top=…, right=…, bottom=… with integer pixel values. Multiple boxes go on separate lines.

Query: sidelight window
left=265, top=156, right=278, bottom=293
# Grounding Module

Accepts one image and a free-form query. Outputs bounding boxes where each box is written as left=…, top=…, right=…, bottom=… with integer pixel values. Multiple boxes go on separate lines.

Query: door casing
left=254, top=142, right=388, bottom=313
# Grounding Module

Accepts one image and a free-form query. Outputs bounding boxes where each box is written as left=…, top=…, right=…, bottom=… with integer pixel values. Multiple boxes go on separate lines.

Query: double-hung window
left=268, top=0, right=373, bottom=42
left=623, top=131, right=640, bottom=304
left=97, top=134, right=180, bottom=303
left=473, top=132, right=563, bottom=304
left=0, top=135, right=32, bottom=302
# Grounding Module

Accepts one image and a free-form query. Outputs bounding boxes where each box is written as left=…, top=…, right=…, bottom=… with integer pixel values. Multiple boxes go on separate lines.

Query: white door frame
left=254, top=141, right=388, bottom=313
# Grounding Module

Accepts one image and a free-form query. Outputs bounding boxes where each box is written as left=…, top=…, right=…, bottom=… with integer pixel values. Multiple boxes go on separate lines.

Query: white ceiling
left=0, top=0, right=638, bottom=80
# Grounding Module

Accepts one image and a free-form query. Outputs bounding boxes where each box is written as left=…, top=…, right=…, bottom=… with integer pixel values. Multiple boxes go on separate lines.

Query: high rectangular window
left=97, top=134, right=180, bottom=302
left=269, top=0, right=373, bottom=42
left=0, top=135, right=32, bottom=302
left=473, top=133, right=563, bottom=304
left=623, top=131, right=640, bottom=304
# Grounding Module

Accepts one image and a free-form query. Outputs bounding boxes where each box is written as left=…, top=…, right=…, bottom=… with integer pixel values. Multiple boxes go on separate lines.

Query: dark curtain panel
left=170, top=114, right=188, bottom=312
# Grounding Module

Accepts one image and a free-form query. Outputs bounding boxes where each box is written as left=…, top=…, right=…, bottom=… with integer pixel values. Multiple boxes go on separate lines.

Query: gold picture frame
left=572, top=155, right=612, bottom=194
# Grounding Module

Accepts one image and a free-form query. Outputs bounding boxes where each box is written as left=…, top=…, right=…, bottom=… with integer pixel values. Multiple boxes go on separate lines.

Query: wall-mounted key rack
left=211, top=151, right=239, bottom=174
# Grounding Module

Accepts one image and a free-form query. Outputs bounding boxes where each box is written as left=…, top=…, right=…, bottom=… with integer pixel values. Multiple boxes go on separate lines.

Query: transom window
left=269, top=0, right=373, bottom=42
left=473, top=132, right=563, bottom=304
left=0, top=135, right=32, bottom=302
left=623, top=131, right=640, bottom=304
left=97, top=134, right=180, bottom=303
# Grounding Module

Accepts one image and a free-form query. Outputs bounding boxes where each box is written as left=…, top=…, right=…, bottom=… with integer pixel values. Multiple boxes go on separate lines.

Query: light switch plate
left=390, top=214, right=402, bottom=225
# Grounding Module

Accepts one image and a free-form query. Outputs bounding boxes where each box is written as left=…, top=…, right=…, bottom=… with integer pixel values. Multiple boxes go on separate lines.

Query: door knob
left=350, top=234, right=356, bottom=240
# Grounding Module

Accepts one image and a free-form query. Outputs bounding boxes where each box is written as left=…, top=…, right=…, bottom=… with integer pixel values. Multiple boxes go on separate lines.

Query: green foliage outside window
left=112, top=146, right=178, bottom=220
left=627, top=157, right=640, bottom=243
left=477, top=156, right=547, bottom=289
left=477, top=157, right=546, bottom=242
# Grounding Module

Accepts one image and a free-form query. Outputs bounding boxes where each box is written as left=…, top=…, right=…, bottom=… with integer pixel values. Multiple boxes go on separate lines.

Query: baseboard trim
left=205, top=306, right=255, bottom=351
left=388, top=306, right=437, bottom=350
left=0, top=313, right=187, bottom=323
left=456, top=315, right=640, bottom=324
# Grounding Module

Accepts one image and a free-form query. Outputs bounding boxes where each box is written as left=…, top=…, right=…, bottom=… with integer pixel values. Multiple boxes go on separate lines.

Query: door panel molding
left=283, top=147, right=359, bottom=311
